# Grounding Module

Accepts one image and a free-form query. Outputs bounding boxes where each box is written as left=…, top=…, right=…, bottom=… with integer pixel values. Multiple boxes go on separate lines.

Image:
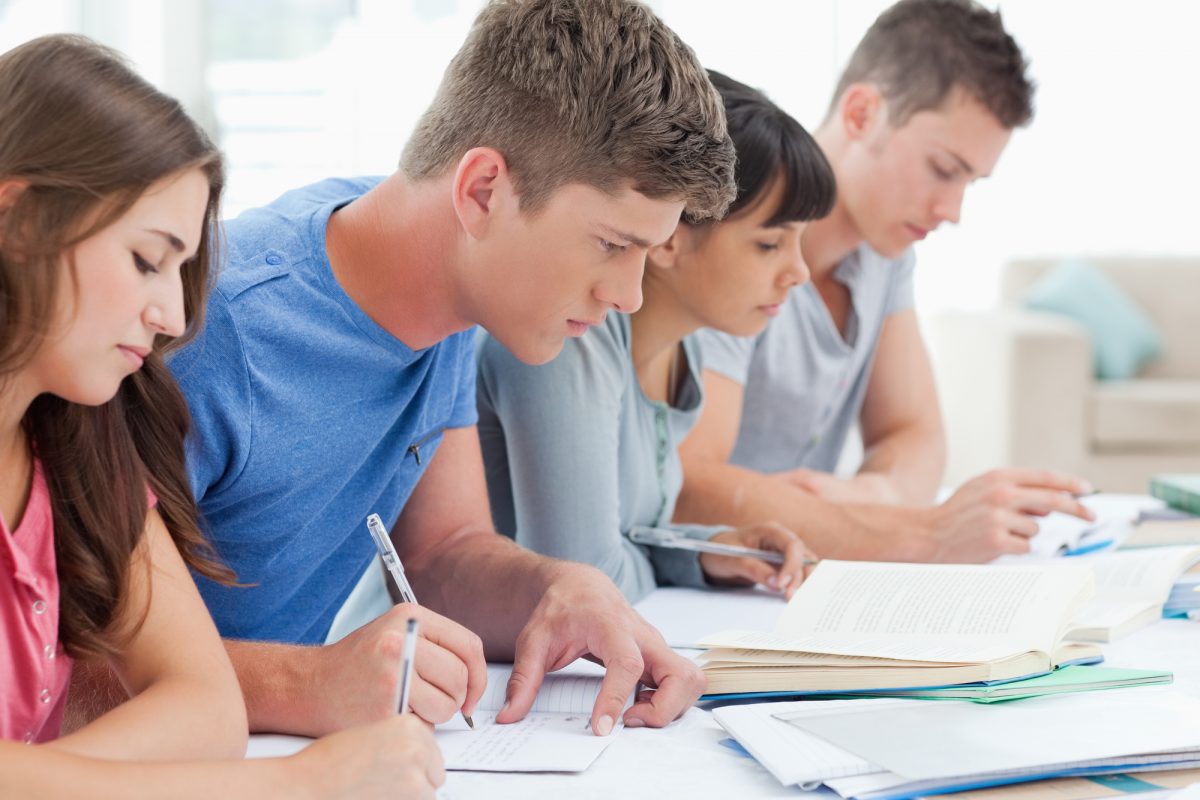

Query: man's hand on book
left=925, top=468, right=1096, bottom=561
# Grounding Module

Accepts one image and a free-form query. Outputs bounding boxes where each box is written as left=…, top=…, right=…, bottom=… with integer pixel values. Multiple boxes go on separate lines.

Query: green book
left=835, top=666, right=1172, bottom=703
left=1151, top=474, right=1200, bottom=515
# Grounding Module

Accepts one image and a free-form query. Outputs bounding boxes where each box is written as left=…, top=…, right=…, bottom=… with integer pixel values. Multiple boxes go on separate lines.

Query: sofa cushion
left=1091, top=380, right=1200, bottom=450
left=1024, top=260, right=1163, bottom=380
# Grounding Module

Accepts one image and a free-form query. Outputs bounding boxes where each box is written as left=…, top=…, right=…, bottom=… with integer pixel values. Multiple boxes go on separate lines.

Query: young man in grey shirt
left=678, top=0, right=1096, bottom=561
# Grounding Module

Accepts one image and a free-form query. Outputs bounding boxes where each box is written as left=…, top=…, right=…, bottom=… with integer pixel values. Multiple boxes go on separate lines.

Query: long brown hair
left=0, top=34, right=233, bottom=659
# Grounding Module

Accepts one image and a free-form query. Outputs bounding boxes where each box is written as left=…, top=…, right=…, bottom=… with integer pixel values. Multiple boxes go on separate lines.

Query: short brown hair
left=402, top=0, right=736, bottom=222
left=0, top=34, right=232, bottom=658
left=830, top=0, right=1035, bottom=129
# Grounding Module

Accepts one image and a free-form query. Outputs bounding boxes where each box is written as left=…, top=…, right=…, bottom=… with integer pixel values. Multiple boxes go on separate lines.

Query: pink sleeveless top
left=1, top=459, right=73, bottom=743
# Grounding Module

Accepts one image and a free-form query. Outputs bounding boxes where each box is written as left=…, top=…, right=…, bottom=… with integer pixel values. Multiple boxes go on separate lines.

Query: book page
left=766, top=560, right=1093, bottom=663
left=1082, top=545, right=1200, bottom=603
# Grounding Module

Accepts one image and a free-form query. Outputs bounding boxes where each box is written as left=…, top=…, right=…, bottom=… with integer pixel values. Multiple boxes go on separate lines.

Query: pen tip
left=464, top=713, right=475, bottom=729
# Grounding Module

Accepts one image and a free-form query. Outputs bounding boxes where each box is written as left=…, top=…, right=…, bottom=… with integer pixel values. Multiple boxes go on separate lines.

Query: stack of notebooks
left=697, top=560, right=1102, bottom=699
left=1118, top=475, right=1200, bottom=548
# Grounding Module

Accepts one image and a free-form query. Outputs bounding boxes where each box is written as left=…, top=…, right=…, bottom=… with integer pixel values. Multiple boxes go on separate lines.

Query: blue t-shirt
left=170, top=176, right=478, bottom=645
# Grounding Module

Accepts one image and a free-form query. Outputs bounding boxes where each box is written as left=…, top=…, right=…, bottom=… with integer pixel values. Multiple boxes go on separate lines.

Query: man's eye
left=600, top=239, right=627, bottom=253
left=756, top=242, right=780, bottom=253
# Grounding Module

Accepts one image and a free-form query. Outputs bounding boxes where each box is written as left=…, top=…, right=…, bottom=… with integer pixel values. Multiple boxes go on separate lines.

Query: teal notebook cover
left=1151, top=474, right=1200, bottom=515
left=835, top=665, right=1172, bottom=703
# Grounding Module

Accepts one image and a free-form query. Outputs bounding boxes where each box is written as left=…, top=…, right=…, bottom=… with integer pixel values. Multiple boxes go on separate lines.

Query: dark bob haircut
left=703, top=69, right=836, bottom=229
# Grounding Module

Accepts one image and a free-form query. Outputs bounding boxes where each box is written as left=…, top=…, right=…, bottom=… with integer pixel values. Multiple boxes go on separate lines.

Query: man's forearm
left=404, top=526, right=575, bottom=659
left=859, top=424, right=947, bottom=505
left=223, top=640, right=321, bottom=735
left=675, top=459, right=937, bottom=561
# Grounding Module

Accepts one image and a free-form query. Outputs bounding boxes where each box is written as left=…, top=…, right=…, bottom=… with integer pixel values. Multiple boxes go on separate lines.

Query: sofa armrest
left=929, top=309, right=1093, bottom=485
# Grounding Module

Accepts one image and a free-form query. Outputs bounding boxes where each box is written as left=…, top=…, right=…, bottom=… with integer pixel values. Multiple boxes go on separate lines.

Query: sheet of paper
left=781, top=688, right=1200, bottom=781
left=246, top=663, right=619, bottom=773
left=634, top=586, right=787, bottom=648
left=712, top=699, right=892, bottom=786
left=476, top=663, right=611, bottom=714
left=759, top=560, right=1094, bottom=663
left=436, top=710, right=614, bottom=772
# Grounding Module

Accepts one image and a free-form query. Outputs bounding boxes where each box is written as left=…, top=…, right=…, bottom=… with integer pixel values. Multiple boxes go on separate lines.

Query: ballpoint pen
left=628, top=525, right=817, bottom=567
left=397, top=618, right=418, bottom=714
left=366, top=513, right=474, bottom=728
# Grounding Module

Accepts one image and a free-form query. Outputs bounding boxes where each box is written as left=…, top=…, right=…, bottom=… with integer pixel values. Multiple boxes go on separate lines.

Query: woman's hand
left=699, top=522, right=817, bottom=599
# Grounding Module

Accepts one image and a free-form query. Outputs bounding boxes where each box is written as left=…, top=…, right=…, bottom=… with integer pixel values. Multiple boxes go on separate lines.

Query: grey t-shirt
left=695, top=243, right=916, bottom=474
left=476, top=313, right=725, bottom=602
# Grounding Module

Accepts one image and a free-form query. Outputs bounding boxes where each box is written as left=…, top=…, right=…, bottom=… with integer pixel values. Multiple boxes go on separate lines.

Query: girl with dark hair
left=475, top=70, right=836, bottom=602
left=0, top=35, right=441, bottom=798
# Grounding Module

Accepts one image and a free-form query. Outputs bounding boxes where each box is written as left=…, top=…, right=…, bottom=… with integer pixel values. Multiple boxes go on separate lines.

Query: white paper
left=781, top=688, right=1200, bottom=781
left=436, top=709, right=612, bottom=772
left=634, top=586, right=787, bottom=648
left=712, top=700, right=891, bottom=786
left=432, top=663, right=623, bottom=772
left=246, top=663, right=621, bottom=773
left=1023, top=493, right=1160, bottom=558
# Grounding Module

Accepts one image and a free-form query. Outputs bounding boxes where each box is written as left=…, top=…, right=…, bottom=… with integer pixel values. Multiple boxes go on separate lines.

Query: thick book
left=1066, top=545, right=1200, bottom=641
left=697, top=560, right=1100, bottom=697
left=1150, top=474, right=1200, bottom=515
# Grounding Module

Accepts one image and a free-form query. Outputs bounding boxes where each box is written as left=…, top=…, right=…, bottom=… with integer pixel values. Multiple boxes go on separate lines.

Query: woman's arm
left=2, top=715, right=443, bottom=800
left=50, top=508, right=247, bottom=760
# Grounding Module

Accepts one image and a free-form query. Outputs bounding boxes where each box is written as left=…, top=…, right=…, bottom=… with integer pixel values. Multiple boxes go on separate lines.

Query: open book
left=697, top=560, right=1099, bottom=697
left=1066, top=545, right=1200, bottom=642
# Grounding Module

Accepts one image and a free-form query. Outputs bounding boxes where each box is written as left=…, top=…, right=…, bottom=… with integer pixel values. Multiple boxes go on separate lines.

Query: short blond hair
left=401, top=0, right=736, bottom=222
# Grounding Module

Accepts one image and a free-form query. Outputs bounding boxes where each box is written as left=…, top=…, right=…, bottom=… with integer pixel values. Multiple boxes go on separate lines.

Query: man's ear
left=647, top=225, right=686, bottom=270
left=838, top=83, right=885, bottom=142
left=450, top=148, right=513, bottom=240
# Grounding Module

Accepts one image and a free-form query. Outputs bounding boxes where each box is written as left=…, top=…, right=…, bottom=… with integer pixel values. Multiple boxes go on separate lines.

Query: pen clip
left=366, top=514, right=400, bottom=570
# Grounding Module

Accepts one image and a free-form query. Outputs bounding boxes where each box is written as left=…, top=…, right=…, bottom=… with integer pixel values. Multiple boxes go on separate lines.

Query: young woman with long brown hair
left=0, top=34, right=442, bottom=798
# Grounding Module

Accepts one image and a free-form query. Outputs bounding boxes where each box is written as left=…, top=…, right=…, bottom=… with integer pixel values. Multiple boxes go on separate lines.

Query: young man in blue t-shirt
left=165, top=0, right=736, bottom=738
left=678, top=0, right=1097, bottom=561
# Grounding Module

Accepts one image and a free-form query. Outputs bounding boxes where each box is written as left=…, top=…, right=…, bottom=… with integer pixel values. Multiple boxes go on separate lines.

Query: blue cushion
left=1024, top=260, right=1162, bottom=380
